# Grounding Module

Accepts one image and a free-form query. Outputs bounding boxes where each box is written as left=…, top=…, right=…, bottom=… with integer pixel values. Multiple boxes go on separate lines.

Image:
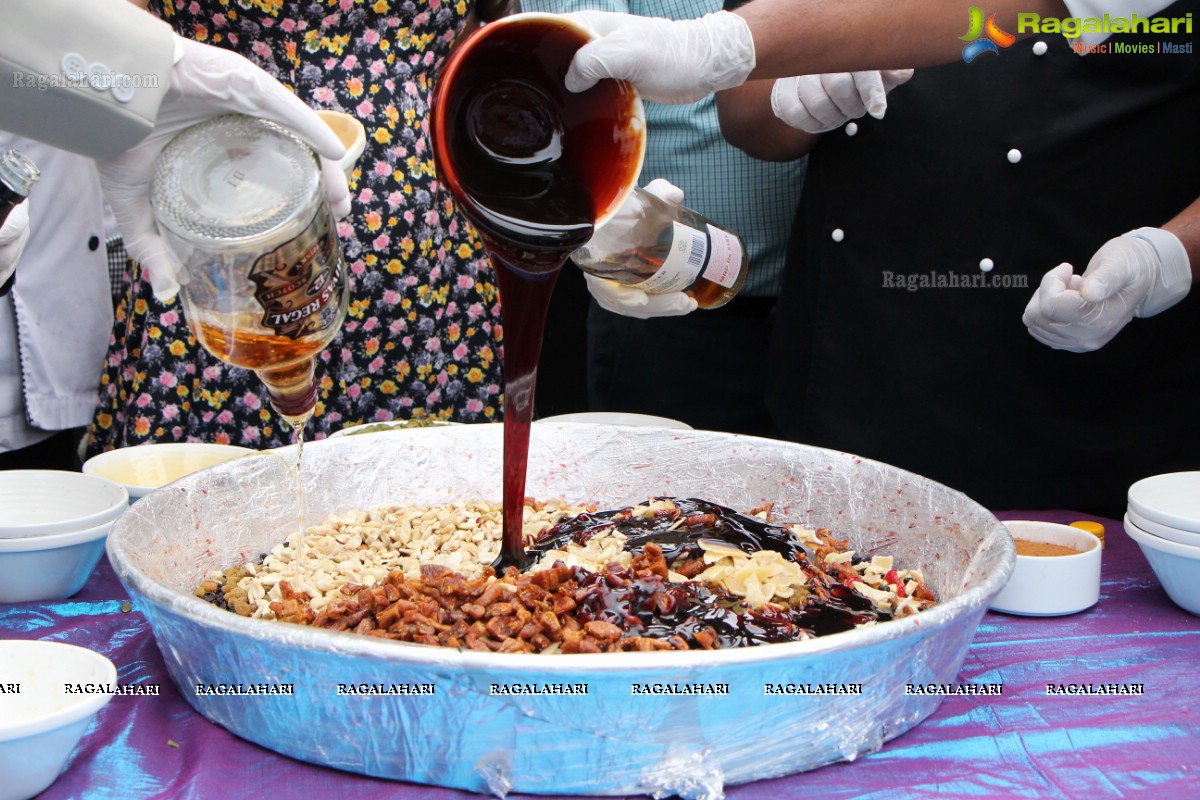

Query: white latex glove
left=771, top=69, right=915, bottom=133
left=1023, top=228, right=1191, bottom=352
left=0, top=200, right=31, bottom=292
left=584, top=179, right=700, bottom=320
left=97, top=35, right=350, bottom=300
left=565, top=10, right=755, bottom=104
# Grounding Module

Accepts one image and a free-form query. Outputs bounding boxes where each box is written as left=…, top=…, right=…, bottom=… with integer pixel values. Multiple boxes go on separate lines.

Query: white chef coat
left=0, top=137, right=111, bottom=452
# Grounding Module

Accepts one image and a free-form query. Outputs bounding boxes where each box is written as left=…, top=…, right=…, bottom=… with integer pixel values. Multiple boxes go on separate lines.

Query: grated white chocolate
left=695, top=542, right=811, bottom=609
left=528, top=529, right=633, bottom=574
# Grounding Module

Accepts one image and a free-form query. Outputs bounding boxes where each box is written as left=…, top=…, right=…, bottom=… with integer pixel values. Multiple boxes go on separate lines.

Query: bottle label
left=248, top=209, right=342, bottom=340
left=632, top=220, right=710, bottom=294
left=702, top=223, right=744, bottom=289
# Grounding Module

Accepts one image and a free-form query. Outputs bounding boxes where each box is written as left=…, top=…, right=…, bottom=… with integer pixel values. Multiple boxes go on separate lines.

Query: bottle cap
left=266, top=377, right=319, bottom=421
left=1068, top=520, right=1105, bottom=548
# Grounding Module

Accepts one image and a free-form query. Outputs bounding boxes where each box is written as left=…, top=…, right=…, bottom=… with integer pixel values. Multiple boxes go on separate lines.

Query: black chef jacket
left=767, top=12, right=1199, bottom=513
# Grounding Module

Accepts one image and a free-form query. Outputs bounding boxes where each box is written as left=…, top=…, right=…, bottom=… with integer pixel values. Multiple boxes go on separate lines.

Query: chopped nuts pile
left=196, top=498, right=937, bottom=650
left=197, top=499, right=588, bottom=619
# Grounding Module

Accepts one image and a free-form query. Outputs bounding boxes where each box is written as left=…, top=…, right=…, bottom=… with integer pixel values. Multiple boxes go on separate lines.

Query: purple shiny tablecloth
left=3, top=510, right=1196, bottom=800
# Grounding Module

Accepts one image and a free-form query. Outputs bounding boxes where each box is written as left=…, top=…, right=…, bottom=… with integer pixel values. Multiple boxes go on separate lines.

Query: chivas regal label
left=248, top=209, right=342, bottom=339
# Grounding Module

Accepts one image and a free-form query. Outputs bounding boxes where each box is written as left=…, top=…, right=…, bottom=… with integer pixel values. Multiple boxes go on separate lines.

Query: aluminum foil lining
left=107, top=423, right=1014, bottom=798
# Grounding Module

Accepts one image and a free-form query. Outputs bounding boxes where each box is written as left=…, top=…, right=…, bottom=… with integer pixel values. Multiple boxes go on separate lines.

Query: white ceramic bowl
left=990, top=520, right=1102, bottom=616
left=536, top=412, right=693, bottom=430
left=0, top=640, right=117, bottom=800
left=0, top=520, right=114, bottom=603
left=1126, top=506, right=1200, bottom=547
left=1124, top=514, right=1200, bottom=616
left=0, top=470, right=128, bottom=538
left=82, top=443, right=255, bottom=502
left=1127, top=471, right=1200, bottom=533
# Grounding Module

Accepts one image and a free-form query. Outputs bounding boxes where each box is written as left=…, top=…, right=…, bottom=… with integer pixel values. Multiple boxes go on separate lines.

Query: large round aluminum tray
left=107, top=424, right=1013, bottom=798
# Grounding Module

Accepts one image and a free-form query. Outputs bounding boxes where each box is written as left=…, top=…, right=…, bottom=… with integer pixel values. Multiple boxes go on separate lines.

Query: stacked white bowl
left=0, top=640, right=118, bottom=800
left=0, top=470, right=129, bottom=603
left=1124, top=471, right=1200, bottom=616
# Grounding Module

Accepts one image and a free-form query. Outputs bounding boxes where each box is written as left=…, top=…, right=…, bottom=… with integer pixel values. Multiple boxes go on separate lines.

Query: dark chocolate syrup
left=432, top=18, right=642, bottom=571
left=533, top=497, right=812, bottom=563
left=432, top=26, right=891, bottom=643
left=536, top=498, right=886, bottom=647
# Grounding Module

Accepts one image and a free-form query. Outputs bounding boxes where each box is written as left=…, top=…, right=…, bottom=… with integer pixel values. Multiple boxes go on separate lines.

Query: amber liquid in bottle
left=194, top=318, right=324, bottom=417
left=433, top=16, right=643, bottom=570
left=153, top=114, right=347, bottom=431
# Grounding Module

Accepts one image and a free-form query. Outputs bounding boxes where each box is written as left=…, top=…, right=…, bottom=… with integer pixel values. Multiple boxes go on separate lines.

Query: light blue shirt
left=521, top=0, right=806, bottom=297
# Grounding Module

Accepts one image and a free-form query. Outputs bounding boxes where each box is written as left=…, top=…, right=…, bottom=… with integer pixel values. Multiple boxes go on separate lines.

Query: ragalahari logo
left=961, top=7, right=1017, bottom=62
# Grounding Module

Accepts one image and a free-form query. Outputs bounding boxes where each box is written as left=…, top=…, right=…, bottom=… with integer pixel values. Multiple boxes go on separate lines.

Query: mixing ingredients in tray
left=196, top=497, right=936, bottom=652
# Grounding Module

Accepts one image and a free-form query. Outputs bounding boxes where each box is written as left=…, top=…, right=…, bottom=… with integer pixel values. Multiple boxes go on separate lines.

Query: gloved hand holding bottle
left=97, top=35, right=350, bottom=300
left=577, top=178, right=752, bottom=319
left=1022, top=227, right=1192, bottom=352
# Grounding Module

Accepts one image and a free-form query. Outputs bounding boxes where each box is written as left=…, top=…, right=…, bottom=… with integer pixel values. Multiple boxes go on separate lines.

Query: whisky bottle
left=0, top=149, right=40, bottom=296
left=151, top=115, right=349, bottom=426
left=569, top=185, right=748, bottom=309
left=0, top=149, right=39, bottom=228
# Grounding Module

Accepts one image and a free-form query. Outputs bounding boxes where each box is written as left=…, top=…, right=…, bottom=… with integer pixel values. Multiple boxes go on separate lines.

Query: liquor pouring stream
left=151, top=115, right=351, bottom=545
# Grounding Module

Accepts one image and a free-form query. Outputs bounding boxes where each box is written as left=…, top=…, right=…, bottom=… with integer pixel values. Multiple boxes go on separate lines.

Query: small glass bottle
left=151, top=114, right=349, bottom=427
left=0, top=149, right=40, bottom=295
left=0, top=149, right=40, bottom=227
left=570, top=185, right=749, bottom=309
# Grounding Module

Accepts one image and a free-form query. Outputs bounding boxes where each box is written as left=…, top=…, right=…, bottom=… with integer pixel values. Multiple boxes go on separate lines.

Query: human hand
left=0, top=200, right=31, bottom=293
left=564, top=10, right=755, bottom=104
left=97, top=35, right=350, bottom=300
left=1023, top=228, right=1191, bottom=352
left=585, top=272, right=699, bottom=319
left=583, top=179, right=699, bottom=319
left=770, top=69, right=914, bottom=133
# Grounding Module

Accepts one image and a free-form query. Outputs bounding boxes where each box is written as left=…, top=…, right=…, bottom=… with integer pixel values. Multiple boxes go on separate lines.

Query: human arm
left=564, top=0, right=1080, bottom=101
left=716, top=68, right=912, bottom=161
left=1022, top=196, right=1200, bottom=352
left=716, top=79, right=820, bottom=162
left=1, top=0, right=348, bottom=298
left=0, top=0, right=175, bottom=159
left=1164, top=194, right=1200, bottom=275
left=579, top=179, right=699, bottom=319
left=736, top=0, right=1071, bottom=78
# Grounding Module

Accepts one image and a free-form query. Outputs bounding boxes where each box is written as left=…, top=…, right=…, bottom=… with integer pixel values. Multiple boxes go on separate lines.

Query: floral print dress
left=87, top=0, right=503, bottom=453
